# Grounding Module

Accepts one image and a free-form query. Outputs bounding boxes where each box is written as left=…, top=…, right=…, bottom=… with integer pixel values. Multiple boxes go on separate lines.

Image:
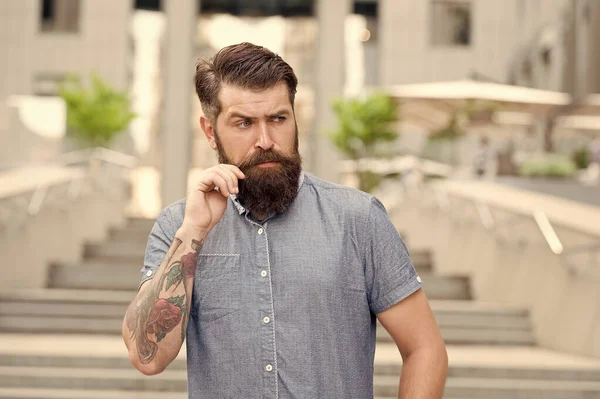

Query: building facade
left=0, top=0, right=132, bottom=166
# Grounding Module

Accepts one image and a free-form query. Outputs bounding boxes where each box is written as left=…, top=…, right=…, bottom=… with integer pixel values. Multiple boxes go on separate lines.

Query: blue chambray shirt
left=140, top=172, right=421, bottom=399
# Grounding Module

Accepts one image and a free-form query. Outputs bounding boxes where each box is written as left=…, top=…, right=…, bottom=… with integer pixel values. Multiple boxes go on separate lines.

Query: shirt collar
left=229, top=171, right=305, bottom=215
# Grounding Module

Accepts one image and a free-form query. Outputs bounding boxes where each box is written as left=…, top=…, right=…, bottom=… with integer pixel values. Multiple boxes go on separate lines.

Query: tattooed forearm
left=125, top=237, right=204, bottom=365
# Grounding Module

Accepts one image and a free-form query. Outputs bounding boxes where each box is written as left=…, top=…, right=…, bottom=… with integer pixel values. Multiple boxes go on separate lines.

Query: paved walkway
left=497, top=177, right=600, bottom=207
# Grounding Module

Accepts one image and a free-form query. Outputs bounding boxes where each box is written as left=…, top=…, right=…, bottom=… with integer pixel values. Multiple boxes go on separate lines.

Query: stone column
left=574, top=0, right=589, bottom=98
left=311, top=0, right=351, bottom=183
left=161, top=0, right=197, bottom=208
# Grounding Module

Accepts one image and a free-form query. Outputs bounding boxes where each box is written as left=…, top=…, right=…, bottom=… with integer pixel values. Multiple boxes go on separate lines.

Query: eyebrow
left=227, top=112, right=254, bottom=121
left=227, top=109, right=292, bottom=120
left=267, top=109, right=291, bottom=118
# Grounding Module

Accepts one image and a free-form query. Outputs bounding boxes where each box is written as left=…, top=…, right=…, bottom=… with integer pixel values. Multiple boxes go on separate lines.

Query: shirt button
left=263, top=316, right=270, bottom=324
left=265, top=364, right=273, bottom=372
left=417, top=275, right=422, bottom=283
left=261, top=270, right=268, bottom=277
left=146, top=270, right=153, bottom=277
left=258, top=228, right=264, bottom=235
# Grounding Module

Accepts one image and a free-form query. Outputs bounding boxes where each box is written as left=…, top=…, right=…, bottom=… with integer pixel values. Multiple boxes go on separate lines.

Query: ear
left=200, top=116, right=218, bottom=151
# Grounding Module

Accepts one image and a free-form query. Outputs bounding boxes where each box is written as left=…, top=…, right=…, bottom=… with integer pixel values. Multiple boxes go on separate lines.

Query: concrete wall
left=588, top=1, right=600, bottom=94
left=0, top=0, right=132, bottom=133
left=0, top=167, right=128, bottom=290
left=507, top=0, right=600, bottom=95
left=390, top=180, right=600, bottom=358
left=379, top=0, right=521, bottom=85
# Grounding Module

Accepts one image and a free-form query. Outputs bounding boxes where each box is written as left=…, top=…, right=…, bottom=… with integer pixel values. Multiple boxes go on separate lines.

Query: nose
left=255, top=123, right=274, bottom=150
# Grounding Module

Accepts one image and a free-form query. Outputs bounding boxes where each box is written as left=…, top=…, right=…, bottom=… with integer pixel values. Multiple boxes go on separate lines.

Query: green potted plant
left=572, top=146, right=591, bottom=170
left=58, top=73, right=136, bottom=149
left=330, top=92, right=399, bottom=193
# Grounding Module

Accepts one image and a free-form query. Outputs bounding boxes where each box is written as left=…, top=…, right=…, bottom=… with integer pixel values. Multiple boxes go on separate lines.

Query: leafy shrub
left=519, top=154, right=577, bottom=178
left=330, top=92, right=398, bottom=192
left=58, top=73, right=136, bottom=148
left=572, top=147, right=591, bottom=169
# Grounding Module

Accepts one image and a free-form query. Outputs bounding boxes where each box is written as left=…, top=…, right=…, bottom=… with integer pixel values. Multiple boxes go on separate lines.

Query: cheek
left=225, top=141, right=255, bottom=164
left=274, top=125, right=297, bottom=151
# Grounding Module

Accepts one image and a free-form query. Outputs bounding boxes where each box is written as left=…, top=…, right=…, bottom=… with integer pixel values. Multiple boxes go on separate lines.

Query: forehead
left=218, top=82, right=291, bottom=118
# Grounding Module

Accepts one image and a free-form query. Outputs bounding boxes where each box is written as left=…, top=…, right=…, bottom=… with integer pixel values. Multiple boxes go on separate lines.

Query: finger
left=214, top=166, right=239, bottom=195
left=210, top=173, right=231, bottom=197
left=196, top=170, right=230, bottom=197
left=221, top=164, right=245, bottom=180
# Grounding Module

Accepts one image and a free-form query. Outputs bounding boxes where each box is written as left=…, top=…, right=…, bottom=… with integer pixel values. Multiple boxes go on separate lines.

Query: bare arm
left=377, top=289, right=448, bottom=399
left=122, top=164, right=243, bottom=374
left=123, top=225, right=206, bottom=375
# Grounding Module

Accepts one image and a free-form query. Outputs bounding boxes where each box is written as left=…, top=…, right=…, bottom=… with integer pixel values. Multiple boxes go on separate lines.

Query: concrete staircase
left=0, top=217, right=599, bottom=398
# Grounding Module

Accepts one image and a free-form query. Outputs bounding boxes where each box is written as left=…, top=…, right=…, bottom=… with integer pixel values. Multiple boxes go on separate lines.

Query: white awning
left=567, top=94, right=600, bottom=116
left=384, top=79, right=570, bottom=116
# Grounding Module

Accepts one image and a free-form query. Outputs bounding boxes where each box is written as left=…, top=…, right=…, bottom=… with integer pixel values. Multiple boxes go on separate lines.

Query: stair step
left=0, top=313, right=536, bottom=344
left=1, top=291, right=532, bottom=344
left=108, top=229, right=151, bottom=243
left=408, top=249, right=433, bottom=274
left=373, top=361, right=600, bottom=381
left=0, top=366, right=188, bottom=392
left=0, top=316, right=123, bottom=335
left=1, top=340, right=598, bottom=381
left=124, top=218, right=156, bottom=232
left=0, top=353, right=187, bottom=370
left=374, top=375, right=600, bottom=398
left=4, top=368, right=600, bottom=398
left=48, top=261, right=461, bottom=295
left=0, top=388, right=187, bottom=399
left=378, top=326, right=535, bottom=346
left=49, top=261, right=142, bottom=290
left=81, top=243, right=433, bottom=275
left=419, top=274, right=472, bottom=300
left=377, top=300, right=534, bottom=345
left=84, top=242, right=148, bottom=259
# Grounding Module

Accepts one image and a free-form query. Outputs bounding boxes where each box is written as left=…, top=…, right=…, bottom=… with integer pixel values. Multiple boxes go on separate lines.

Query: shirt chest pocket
left=192, top=254, right=242, bottom=323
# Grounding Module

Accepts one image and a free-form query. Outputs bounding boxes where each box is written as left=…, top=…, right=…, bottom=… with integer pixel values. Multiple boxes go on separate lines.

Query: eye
left=237, top=120, right=251, bottom=128
left=272, top=116, right=286, bottom=123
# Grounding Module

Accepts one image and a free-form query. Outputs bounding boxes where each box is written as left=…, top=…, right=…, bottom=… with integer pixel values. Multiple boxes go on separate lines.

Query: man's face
left=201, top=82, right=302, bottom=218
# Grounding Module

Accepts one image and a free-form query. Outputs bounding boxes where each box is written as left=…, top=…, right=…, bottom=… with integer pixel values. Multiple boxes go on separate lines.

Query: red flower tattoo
left=145, top=298, right=183, bottom=335
left=181, top=252, right=197, bottom=278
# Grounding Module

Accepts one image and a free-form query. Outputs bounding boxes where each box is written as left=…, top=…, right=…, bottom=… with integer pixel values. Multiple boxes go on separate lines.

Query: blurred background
left=1, top=0, right=600, bottom=398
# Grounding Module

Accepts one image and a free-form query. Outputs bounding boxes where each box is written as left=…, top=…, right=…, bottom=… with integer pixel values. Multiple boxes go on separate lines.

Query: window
left=354, top=0, right=377, bottom=18
left=135, top=0, right=161, bottom=11
left=33, top=73, right=66, bottom=96
left=541, top=47, right=552, bottom=67
left=431, top=0, right=471, bottom=46
left=200, top=0, right=314, bottom=17
left=40, top=0, right=80, bottom=33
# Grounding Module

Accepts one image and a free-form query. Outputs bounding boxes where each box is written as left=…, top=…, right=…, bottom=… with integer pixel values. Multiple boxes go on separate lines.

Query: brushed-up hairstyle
left=194, top=42, right=298, bottom=124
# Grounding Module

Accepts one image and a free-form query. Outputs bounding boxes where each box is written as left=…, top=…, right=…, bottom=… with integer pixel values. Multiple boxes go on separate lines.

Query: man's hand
left=182, top=164, right=245, bottom=232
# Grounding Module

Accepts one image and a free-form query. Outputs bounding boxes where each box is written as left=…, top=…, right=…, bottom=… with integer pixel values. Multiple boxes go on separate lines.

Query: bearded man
left=123, top=42, right=448, bottom=399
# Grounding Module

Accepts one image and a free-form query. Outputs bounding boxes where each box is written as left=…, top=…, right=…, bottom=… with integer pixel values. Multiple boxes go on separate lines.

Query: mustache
left=237, top=149, right=293, bottom=170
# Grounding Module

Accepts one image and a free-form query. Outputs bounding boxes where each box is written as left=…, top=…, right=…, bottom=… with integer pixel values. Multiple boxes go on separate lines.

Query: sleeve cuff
left=371, top=277, right=422, bottom=314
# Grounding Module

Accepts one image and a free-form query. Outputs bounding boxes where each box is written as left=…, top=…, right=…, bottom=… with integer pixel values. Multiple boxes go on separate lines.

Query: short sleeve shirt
left=140, top=172, right=421, bottom=399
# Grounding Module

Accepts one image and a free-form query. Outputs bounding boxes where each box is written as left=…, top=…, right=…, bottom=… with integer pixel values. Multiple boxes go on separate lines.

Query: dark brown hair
left=195, top=42, right=298, bottom=124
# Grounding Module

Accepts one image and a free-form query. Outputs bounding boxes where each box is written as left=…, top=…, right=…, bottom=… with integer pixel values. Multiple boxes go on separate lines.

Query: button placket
left=249, top=222, right=278, bottom=397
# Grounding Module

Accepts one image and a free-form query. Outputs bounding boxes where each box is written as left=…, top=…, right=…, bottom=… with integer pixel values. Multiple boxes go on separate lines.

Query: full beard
left=214, top=130, right=302, bottom=219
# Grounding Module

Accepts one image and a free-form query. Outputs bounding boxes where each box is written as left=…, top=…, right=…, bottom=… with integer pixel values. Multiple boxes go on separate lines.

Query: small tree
left=330, top=92, right=398, bottom=192
left=58, top=73, right=136, bottom=148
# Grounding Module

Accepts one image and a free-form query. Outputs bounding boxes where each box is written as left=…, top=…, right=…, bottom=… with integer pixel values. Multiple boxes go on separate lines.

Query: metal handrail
left=59, top=147, right=137, bottom=169
left=0, top=148, right=136, bottom=229
left=532, top=209, right=564, bottom=255
left=428, top=185, right=599, bottom=275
